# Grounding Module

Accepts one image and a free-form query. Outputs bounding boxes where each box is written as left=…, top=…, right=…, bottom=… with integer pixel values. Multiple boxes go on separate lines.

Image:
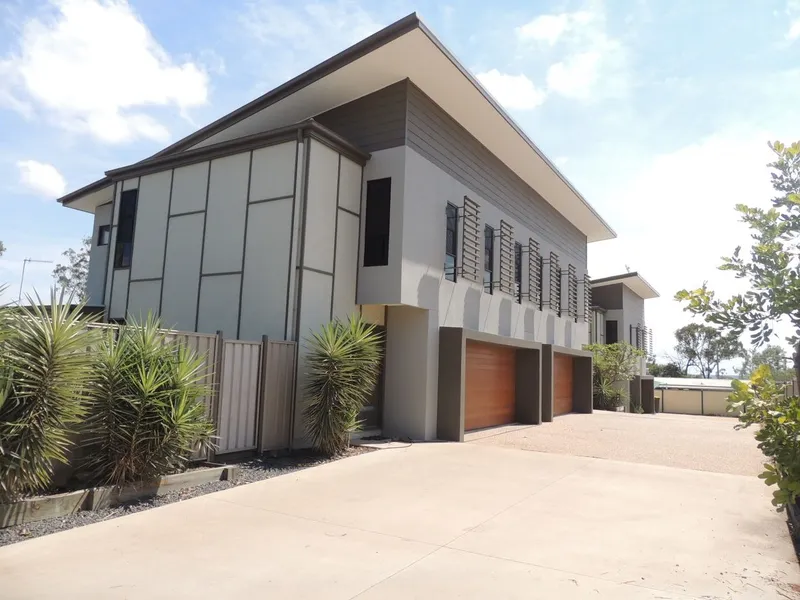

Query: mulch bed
left=0, top=446, right=371, bottom=547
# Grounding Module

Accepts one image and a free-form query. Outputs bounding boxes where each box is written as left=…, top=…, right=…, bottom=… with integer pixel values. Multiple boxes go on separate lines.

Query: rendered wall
left=86, top=203, right=111, bottom=306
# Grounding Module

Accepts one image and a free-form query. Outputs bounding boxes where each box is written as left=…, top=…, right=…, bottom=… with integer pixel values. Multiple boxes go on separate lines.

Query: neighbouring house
left=57, top=14, right=618, bottom=444
left=654, top=378, right=736, bottom=417
left=589, top=272, right=659, bottom=412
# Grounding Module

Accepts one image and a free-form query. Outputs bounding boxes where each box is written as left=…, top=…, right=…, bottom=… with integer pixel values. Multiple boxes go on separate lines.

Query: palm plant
left=303, top=315, right=383, bottom=455
left=83, top=315, right=215, bottom=486
left=0, top=290, right=97, bottom=502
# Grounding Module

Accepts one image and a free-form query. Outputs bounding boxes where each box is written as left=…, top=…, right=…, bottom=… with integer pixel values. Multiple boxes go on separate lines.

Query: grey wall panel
left=109, top=269, right=129, bottom=320
left=203, top=153, right=250, bottom=274
left=297, top=270, right=333, bottom=341
left=592, top=284, right=622, bottom=310
left=104, top=184, right=121, bottom=309
left=315, top=81, right=407, bottom=153
left=197, top=274, right=241, bottom=336
left=122, top=178, right=139, bottom=191
left=249, top=141, right=296, bottom=201
left=161, top=213, right=204, bottom=331
left=239, top=199, right=292, bottom=341
left=338, top=156, right=362, bottom=215
left=332, top=210, right=359, bottom=320
left=87, top=203, right=111, bottom=306
left=303, top=140, right=338, bottom=273
left=406, top=82, right=587, bottom=270
left=170, top=162, right=209, bottom=215
left=127, top=279, right=162, bottom=321
left=130, top=170, right=171, bottom=280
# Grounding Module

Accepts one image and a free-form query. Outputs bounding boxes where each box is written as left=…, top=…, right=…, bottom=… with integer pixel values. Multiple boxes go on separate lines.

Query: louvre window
left=514, top=242, right=522, bottom=303
left=484, top=224, right=494, bottom=293
left=444, top=203, right=458, bottom=281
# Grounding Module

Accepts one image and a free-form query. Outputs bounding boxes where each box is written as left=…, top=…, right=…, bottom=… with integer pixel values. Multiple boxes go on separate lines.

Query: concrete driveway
left=1, top=438, right=797, bottom=599
left=467, top=411, right=765, bottom=475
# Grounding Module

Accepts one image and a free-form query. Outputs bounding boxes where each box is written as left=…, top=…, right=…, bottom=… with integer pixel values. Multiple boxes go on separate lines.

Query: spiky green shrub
left=303, top=315, right=383, bottom=455
left=82, top=315, right=215, bottom=486
left=0, top=291, right=97, bottom=502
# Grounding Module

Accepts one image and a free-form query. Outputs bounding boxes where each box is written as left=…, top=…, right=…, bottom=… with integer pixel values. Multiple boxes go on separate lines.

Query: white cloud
left=787, top=1, right=800, bottom=40
left=516, top=11, right=592, bottom=45
left=0, top=0, right=209, bottom=144
left=16, top=160, right=67, bottom=197
left=475, top=69, right=546, bottom=110
left=588, top=133, right=786, bottom=360
left=517, top=5, right=627, bottom=101
left=240, top=0, right=383, bottom=75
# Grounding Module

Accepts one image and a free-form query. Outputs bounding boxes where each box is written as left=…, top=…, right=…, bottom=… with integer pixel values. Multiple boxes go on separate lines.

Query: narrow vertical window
left=514, top=241, right=522, bottom=303
left=484, top=224, right=494, bottom=293
left=97, top=225, right=111, bottom=246
left=444, top=203, right=458, bottom=282
left=363, top=178, right=391, bottom=267
left=114, top=189, right=138, bottom=268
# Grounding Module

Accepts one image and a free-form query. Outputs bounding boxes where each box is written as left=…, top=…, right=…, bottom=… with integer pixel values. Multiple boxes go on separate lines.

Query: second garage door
left=465, top=341, right=516, bottom=431
left=554, top=353, right=574, bottom=416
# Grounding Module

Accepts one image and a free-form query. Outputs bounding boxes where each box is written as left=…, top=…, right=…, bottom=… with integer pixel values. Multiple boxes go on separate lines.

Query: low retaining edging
left=0, top=464, right=239, bottom=528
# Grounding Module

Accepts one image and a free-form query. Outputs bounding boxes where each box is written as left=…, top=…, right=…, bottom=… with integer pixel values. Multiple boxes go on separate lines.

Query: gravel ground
left=0, top=446, right=371, bottom=547
left=466, top=411, right=764, bottom=476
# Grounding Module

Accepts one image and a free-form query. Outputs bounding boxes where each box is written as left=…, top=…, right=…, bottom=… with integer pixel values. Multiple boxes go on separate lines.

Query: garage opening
left=465, top=341, right=516, bottom=430
left=554, top=353, right=574, bottom=416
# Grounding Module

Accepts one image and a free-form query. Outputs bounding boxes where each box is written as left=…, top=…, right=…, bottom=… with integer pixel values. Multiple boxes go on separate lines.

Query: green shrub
left=586, top=342, right=644, bottom=412
left=303, top=315, right=383, bottom=455
left=82, top=315, right=215, bottom=486
left=0, top=292, right=97, bottom=502
left=730, top=365, right=800, bottom=510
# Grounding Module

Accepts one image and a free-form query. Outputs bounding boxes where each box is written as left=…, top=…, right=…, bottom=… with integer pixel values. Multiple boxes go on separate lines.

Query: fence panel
left=217, top=340, right=261, bottom=455
left=260, top=340, right=297, bottom=451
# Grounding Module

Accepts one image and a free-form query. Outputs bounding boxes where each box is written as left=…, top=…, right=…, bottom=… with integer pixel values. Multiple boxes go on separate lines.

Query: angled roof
left=592, top=272, right=659, bottom=299
left=58, top=13, right=616, bottom=242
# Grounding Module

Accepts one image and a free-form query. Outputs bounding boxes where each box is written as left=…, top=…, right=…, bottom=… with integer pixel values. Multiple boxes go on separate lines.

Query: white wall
left=161, top=212, right=204, bottom=331
left=197, top=273, right=241, bottom=336
left=130, top=170, right=171, bottom=281
left=127, top=279, right=161, bottom=321
left=170, top=162, right=208, bottom=215
left=356, top=146, right=405, bottom=305
left=86, top=203, right=111, bottom=306
left=383, top=305, right=439, bottom=440
left=203, top=154, right=249, bottom=275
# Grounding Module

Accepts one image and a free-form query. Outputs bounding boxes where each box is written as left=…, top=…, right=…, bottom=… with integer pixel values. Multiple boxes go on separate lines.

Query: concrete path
left=0, top=442, right=797, bottom=599
left=467, top=412, right=765, bottom=475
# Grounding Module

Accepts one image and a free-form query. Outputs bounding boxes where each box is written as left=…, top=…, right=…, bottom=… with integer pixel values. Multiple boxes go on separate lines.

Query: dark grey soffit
left=104, top=120, right=370, bottom=180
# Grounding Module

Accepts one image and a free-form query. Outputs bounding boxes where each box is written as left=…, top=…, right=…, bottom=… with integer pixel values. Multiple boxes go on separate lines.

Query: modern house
left=589, top=271, right=659, bottom=411
left=58, top=14, right=617, bottom=444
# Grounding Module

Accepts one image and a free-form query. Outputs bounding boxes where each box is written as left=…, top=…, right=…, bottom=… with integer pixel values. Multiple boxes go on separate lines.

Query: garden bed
left=0, top=447, right=370, bottom=547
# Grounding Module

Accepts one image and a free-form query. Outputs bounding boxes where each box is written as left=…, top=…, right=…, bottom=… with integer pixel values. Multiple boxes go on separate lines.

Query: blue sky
left=1, top=0, right=799, bottom=366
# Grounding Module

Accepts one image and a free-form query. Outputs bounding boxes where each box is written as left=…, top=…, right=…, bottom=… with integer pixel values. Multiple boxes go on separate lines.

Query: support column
left=641, top=377, right=655, bottom=414
left=437, top=327, right=465, bottom=442
left=630, top=375, right=642, bottom=413
left=573, top=355, right=593, bottom=413
left=515, top=349, right=541, bottom=424
left=541, top=344, right=554, bottom=422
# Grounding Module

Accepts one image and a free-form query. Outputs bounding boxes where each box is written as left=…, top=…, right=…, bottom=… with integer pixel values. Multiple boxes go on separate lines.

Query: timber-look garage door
left=554, top=353, right=574, bottom=416
left=465, top=341, right=516, bottom=431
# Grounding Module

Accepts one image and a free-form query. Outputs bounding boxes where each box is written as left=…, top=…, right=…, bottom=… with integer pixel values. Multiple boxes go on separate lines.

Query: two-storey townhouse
left=590, top=272, right=659, bottom=412
left=58, top=14, right=617, bottom=445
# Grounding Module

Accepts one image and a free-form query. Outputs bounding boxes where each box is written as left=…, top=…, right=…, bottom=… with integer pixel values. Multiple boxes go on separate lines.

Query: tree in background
left=0, top=241, right=5, bottom=257
left=673, top=323, right=742, bottom=378
left=648, top=361, right=684, bottom=378
left=677, top=141, right=800, bottom=382
left=738, top=345, right=794, bottom=380
left=52, top=237, right=90, bottom=301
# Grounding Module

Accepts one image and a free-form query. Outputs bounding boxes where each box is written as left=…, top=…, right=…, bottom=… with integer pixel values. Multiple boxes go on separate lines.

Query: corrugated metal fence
left=88, top=324, right=297, bottom=458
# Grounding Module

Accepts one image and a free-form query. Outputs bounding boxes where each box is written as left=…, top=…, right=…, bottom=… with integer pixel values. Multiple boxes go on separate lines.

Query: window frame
left=363, top=178, right=392, bottom=267
left=97, top=224, right=111, bottom=247
left=114, top=189, right=138, bottom=269
left=444, top=202, right=458, bottom=282
left=514, top=241, right=523, bottom=303
left=484, top=224, right=494, bottom=294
